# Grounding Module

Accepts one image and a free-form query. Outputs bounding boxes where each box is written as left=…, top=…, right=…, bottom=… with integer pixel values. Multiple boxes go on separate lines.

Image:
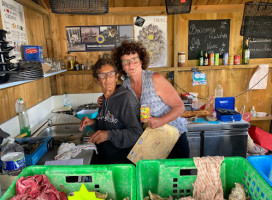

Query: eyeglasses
left=97, top=71, right=117, bottom=79
left=121, top=57, right=140, bottom=66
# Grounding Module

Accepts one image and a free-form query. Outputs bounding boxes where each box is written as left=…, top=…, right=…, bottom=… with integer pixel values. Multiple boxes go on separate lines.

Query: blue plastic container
left=77, top=109, right=98, bottom=120
left=23, top=45, right=44, bottom=63
left=15, top=137, right=53, bottom=166
left=248, top=155, right=272, bottom=187
left=215, top=97, right=241, bottom=121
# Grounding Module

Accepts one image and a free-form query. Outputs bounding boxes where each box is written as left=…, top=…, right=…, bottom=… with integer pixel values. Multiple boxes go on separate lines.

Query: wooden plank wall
left=0, top=6, right=51, bottom=124
left=0, top=4, right=271, bottom=131
left=174, top=7, right=272, bottom=131
left=49, top=5, right=272, bottom=131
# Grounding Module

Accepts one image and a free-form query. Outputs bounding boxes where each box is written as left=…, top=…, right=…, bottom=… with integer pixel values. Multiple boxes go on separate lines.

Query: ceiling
left=41, top=0, right=251, bottom=9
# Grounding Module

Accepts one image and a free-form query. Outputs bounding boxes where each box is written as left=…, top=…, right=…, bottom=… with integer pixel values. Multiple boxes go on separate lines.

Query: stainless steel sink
left=34, top=124, right=95, bottom=144
left=35, top=124, right=83, bottom=144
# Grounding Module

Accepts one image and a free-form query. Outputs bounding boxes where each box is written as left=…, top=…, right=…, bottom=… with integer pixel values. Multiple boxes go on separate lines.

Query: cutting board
left=193, top=117, right=220, bottom=124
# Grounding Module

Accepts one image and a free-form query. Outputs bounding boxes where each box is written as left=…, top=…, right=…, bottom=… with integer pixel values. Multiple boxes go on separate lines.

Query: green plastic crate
left=2, top=164, right=136, bottom=200
left=136, top=157, right=272, bottom=200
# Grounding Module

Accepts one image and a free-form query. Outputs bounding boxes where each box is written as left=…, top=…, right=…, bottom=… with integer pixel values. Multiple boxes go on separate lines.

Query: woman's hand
left=88, top=130, right=108, bottom=144
left=79, top=117, right=94, bottom=132
left=97, top=95, right=103, bottom=107
left=145, top=117, right=164, bottom=129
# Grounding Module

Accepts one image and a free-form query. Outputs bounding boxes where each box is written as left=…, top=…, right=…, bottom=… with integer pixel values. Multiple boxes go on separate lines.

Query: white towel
left=55, top=142, right=97, bottom=160
left=248, top=64, right=269, bottom=90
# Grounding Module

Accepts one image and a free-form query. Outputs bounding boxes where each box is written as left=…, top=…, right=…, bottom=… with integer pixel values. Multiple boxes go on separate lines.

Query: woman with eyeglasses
left=111, top=41, right=190, bottom=159
left=79, top=58, right=143, bottom=164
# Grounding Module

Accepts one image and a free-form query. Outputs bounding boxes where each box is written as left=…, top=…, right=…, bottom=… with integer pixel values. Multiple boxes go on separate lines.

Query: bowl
left=76, top=109, right=98, bottom=120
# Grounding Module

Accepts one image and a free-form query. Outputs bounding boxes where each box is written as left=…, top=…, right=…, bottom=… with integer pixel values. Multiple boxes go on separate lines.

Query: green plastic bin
left=136, top=157, right=272, bottom=200
left=2, top=164, right=136, bottom=200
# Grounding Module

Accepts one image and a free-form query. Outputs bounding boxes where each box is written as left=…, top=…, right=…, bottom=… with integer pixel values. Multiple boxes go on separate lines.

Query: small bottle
left=242, top=38, right=250, bottom=64
left=16, top=98, right=31, bottom=137
left=198, top=50, right=204, bottom=66
left=67, top=52, right=73, bottom=70
left=63, top=92, right=71, bottom=107
left=73, top=56, right=79, bottom=70
left=204, top=51, right=209, bottom=66
left=1, top=142, right=26, bottom=176
left=250, top=106, right=257, bottom=117
left=215, top=85, right=223, bottom=97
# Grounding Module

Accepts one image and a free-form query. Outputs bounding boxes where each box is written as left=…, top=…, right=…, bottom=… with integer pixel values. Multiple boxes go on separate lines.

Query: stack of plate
left=8, top=61, right=44, bottom=82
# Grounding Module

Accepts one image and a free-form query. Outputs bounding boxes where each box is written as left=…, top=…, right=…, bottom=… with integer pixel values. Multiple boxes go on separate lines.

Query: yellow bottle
left=67, top=53, right=74, bottom=70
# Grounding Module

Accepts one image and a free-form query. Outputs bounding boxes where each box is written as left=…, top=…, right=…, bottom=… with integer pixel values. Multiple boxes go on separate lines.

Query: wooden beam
left=108, top=6, right=167, bottom=15
left=14, top=0, right=49, bottom=15
left=37, top=0, right=48, bottom=10
left=108, top=4, right=243, bottom=15
left=191, top=4, right=244, bottom=12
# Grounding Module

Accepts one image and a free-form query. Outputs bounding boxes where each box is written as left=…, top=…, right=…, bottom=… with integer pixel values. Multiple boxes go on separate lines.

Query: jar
left=178, top=52, right=185, bottom=67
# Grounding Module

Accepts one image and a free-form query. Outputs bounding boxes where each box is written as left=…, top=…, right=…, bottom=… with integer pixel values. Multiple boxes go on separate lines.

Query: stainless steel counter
left=32, top=113, right=95, bottom=165
left=185, top=118, right=250, bottom=158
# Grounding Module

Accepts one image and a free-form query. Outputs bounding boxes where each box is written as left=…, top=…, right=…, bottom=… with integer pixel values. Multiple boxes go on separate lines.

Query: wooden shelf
left=150, top=64, right=272, bottom=72
left=63, top=70, right=93, bottom=75
left=251, top=115, right=272, bottom=121
left=0, top=70, right=66, bottom=90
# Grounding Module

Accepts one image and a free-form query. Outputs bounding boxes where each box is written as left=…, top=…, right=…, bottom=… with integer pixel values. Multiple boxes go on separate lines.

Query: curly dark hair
left=111, top=41, right=150, bottom=75
left=92, top=58, right=117, bottom=79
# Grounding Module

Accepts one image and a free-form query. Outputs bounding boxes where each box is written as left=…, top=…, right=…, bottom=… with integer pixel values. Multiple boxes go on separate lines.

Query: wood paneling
left=0, top=78, right=52, bottom=124
left=1, top=3, right=272, bottom=132
left=0, top=4, right=51, bottom=124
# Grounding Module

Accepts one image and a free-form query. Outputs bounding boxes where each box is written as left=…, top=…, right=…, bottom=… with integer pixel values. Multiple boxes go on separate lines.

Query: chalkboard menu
left=244, top=37, right=272, bottom=58
left=241, top=16, right=272, bottom=38
left=188, top=19, right=230, bottom=60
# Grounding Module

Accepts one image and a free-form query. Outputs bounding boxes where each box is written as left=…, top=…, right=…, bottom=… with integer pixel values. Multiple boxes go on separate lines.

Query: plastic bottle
left=0, top=142, right=26, bottom=176
left=215, top=85, right=223, bottom=97
left=16, top=98, right=31, bottom=137
left=63, top=92, right=71, bottom=107
left=250, top=106, right=257, bottom=117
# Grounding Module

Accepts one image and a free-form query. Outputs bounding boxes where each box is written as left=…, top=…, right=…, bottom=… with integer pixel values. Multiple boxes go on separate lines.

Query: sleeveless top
left=123, top=70, right=188, bottom=134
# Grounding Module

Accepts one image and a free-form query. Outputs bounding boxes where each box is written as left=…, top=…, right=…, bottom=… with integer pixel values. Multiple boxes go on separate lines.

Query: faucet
left=48, top=119, right=53, bottom=127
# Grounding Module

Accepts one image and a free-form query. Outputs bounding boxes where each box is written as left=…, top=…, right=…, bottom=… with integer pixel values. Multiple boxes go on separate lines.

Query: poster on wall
left=134, top=16, right=167, bottom=68
left=66, top=25, right=133, bottom=52
left=0, top=0, right=28, bottom=61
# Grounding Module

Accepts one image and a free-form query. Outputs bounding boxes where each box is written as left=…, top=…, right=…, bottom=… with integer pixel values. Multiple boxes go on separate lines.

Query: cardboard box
left=127, top=124, right=180, bottom=164
left=23, top=45, right=44, bottom=63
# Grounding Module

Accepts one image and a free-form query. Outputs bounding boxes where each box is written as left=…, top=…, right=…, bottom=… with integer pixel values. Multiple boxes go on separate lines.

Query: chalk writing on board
left=244, top=37, right=272, bottom=58
left=188, top=20, right=230, bottom=60
left=241, top=16, right=272, bottom=38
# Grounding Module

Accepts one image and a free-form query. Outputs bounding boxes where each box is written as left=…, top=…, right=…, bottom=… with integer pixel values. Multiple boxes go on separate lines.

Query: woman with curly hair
left=111, top=41, right=190, bottom=159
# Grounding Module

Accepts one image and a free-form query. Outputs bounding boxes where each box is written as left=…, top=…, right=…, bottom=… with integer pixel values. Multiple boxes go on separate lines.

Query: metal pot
left=0, top=73, right=9, bottom=84
left=0, top=30, right=7, bottom=41
left=0, top=51, right=15, bottom=63
left=0, top=63, right=12, bottom=71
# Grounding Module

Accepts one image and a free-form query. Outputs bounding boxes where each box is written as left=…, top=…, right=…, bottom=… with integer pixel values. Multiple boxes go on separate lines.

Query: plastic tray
left=136, top=157, right=272, bottom=200
left=2, top=164, right=136, bottom=200
left=248, top=155, right=272, bottom=187
left=15, top=137, right=53, bottom=166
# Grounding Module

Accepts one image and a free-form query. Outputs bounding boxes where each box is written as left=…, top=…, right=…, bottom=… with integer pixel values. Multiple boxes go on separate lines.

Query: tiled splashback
left=0, top=93, right=102, bottom=138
